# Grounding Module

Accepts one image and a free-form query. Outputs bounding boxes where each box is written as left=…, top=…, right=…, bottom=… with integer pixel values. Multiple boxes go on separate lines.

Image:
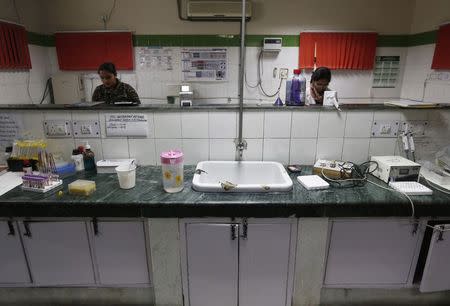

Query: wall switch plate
left=401, top=120, right=428, bottom=137
left=72, top=120, right=101, bottom=138
left=371, top=120, right=400, bottom=138
left=280, top=68, right=288, bottom=79
left=44, top=120, right=72, bottom=138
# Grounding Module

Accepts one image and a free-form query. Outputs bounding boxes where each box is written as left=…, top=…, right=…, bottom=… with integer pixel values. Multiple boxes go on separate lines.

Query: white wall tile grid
left=6, top=109, right=450, bottom=166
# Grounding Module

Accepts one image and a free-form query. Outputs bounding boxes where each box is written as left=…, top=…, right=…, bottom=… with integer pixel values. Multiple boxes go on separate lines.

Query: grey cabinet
left=182, top=219, right=295, bottom=306
left=91, top=220, right=151, bottom=286
left=20, top=221, right=95, bottom=286
left=0, top=221, right=30, bottom=284
left=324, top=219, right=423, bottom=287
left=420, top=224, right=450, bottom=293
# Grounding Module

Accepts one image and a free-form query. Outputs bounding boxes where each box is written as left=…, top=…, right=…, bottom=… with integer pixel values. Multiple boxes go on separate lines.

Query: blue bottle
left=285, top=69, right=306, bottom=106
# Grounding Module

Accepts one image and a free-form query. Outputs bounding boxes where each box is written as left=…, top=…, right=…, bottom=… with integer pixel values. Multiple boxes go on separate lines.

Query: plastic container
left=55, top=162, right=76, bottom=177
left=285, top=69, right=306, bottom=106
left=160, top=150, right=184, bottom=193
left=115, top=164, right=137, bottom=189
left=68, top=179, right=96, bottom=196
left=71, top=149, right=84, bottom=171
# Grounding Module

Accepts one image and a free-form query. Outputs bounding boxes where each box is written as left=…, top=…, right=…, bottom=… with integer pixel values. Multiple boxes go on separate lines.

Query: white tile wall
left=345, top=111, right=374, bottom=138
left=181, top=112, right=209, bottom=138
left=316, top=138, right=344, bottom=160
left=342, top=138, right=370, bottom=164
left=4, top=108, right=450, bottom=167
left=209, top=112, right=237, bottom=138
left=263, top=138, right=290, bottom=164
left=263, top=111, right=292, bottom=138
left=154, top=113, right=182, bottom=138
left=290, top=138, right=317, bottom=165
left=128, top=138, right=156, bottom=165
left=318, top=112, right=347, bottom=138
left=210, top=139, right=236, bottom=161
left=291, top=112, right=320, bottom=138
left=182, top=139, right=209, bottom=165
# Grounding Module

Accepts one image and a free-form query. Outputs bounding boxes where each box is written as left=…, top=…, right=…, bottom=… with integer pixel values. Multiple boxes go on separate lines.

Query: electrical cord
left=12, top=0, right=21, bottom=23
left=103, top=0, right=117, bottom=30
left=39, top=78, right=52, bottom=104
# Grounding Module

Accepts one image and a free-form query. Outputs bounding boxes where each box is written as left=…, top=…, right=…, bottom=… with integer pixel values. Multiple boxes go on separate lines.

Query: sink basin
left=192, top=161, right=293, bottom=192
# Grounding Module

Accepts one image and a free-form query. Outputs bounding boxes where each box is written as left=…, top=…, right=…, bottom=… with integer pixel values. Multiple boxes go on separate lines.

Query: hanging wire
left=12, top=0, right=21, bottom=24
left=103, top=0, right=117, bottom=30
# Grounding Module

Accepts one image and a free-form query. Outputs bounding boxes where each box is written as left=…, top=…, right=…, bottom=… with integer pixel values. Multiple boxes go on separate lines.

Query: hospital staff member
left=305, top=67, right=331, bottom=105
left=92, top=62, right=140, bottom=104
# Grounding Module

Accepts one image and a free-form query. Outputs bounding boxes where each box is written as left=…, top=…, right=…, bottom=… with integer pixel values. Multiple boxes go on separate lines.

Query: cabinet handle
left=231, top=224, right=238, bottom=240
left=240, top=218, right=248, bottom=240
left=7, top=220, right=15, bottom=236
left=93, top=218, right=99, bottom=236
left=23, top=222, right=32, bottom=238
left=411, top=222, right=419, bottom=235
left=437, top=225, right=445, bottom=242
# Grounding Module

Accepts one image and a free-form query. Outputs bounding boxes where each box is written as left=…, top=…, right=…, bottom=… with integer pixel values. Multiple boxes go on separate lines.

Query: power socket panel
left=279, top=68, right=289, bottom=79
left=400, top=120, right=429, bottom=137
left=72, top=120, right=101, bottom=138
left=371, top=120, right=400, bottom=138
left=44, top=120, right=72, bottom=138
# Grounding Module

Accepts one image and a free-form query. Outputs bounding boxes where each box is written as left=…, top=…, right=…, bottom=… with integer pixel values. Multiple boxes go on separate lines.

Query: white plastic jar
left=160, top=150, right=184, bottom=193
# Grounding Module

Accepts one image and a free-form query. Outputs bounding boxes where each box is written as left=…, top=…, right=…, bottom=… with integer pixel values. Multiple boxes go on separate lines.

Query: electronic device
left=297, top=175, right=330, bottom=190
left=179, top=84, right=193, bottom=107
left=323, top=90, right=340, bottom=111
left=287, top=165, right=302, bottom=173
left=263, top=37, right=282, bottom=52
left=389, top=181, right=433, bottom=196
left=313, top=160, right=352, bottom=179
left=370, top=155, right=421, bottom=183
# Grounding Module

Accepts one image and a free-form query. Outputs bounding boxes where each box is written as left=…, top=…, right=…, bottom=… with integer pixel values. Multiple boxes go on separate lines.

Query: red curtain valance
left=0, top=21, right=31, bottom=69
left=55, top=32, right=134, bottom=70
left=299, top=32, right=377, bottom=70
left=431, top=23, right=450, bottom=70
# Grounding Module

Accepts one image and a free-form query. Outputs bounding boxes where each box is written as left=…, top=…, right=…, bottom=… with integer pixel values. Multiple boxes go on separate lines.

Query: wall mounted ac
left=178, top=0, right=252, bottom=21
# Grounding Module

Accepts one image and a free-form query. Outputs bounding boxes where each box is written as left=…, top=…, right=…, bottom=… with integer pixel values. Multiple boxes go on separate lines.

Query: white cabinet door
left=92, top=221, right=150, bottom=285
left=0, top=221, right=30, bottom=284
left=420, top=224, right=450, bottom=293
left=20, top=221, right=95, bottom=286
left=324, top=219, right=421, bottom=287
left=185, top=223, right=239, bottom=306
left=239, top=222, right=293, bottom=306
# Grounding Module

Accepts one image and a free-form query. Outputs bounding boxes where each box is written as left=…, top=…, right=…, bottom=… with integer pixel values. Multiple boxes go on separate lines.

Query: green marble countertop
left=0, top=166, right=449, bottom=218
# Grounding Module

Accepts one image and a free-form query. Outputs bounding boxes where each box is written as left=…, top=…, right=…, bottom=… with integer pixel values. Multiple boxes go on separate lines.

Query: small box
left=68, top=179, right=96, bottom=196
left=297, top=175, right=330, bottom=190
left=96, top=159, right=136, bottom=174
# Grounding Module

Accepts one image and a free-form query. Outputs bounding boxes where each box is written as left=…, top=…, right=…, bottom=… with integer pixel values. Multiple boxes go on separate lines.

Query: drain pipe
left=235, top=0, right=248, bottom=161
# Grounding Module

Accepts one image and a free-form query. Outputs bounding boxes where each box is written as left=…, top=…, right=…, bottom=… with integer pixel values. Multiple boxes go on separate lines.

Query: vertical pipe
left=236, top=0, right=246, bottom=161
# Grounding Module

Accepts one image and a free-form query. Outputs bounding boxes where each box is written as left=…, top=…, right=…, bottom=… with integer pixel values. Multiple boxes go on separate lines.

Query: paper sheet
left=0, top=172, right=23, bottom=196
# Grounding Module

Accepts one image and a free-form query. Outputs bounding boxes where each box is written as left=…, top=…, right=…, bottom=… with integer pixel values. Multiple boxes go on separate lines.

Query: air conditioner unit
left=178, top=0, right=252, bottom=21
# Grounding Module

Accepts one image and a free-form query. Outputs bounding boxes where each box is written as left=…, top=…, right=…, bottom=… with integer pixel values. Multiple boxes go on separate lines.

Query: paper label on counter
left=105, top=114, right=148, bottom=137
left=0, top=114, right=23, bottom=163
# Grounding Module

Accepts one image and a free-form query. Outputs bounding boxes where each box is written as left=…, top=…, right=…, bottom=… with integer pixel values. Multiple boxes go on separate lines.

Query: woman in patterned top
left=92, top=62, right=140, bottom=104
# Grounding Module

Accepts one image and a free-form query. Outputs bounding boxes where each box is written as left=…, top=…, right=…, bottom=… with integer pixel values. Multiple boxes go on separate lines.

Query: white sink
left=192, top=161, right=293, bottom=192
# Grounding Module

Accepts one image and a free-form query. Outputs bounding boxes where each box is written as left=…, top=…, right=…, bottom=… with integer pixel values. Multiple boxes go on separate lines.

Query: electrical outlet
left=280, top=68, right=288, bottom=79
left=72, top=120, right=101, bottom=138
left=401, top=120, right=428, bottom=137
left=371, top=120, right=400, bottom=138
left=44, top=120, right=72, bottom=138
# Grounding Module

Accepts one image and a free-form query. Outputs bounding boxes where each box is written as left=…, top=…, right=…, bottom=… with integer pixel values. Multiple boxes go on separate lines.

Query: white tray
left=21, top=180, right=63, bottom=193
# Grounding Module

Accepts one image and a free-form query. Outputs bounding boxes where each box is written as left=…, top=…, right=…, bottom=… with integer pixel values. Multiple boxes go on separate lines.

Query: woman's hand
left=311, top=85, right=324, bottom=104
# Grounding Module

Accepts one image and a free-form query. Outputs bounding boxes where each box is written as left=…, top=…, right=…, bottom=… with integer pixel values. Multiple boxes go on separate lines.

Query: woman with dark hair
left=305, top=67, right=331, bottom=105
left=92, top=62, right=140, bottom=104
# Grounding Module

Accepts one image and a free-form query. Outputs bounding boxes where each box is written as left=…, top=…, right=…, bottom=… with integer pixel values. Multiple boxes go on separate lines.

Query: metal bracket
left=412, top=220, right=419, bottom=235
left=93, top=217, right=99, bottom=236
left=437, top=225, right=445, bottom=242
left=23, top=221, right=32, bottom=238
left=231, top=224, right=238, bottom=240
left=7, top=220, right=15, bottom=236
left=241, top=218, right=248, bottom=240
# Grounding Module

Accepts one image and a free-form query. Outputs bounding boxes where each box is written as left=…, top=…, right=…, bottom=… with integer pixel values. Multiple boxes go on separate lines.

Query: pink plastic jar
left=160, top=150, right=184, bottom=193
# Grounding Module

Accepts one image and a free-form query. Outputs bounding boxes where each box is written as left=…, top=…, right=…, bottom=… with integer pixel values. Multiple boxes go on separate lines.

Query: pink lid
left=160, top=150, right=184, bottom=164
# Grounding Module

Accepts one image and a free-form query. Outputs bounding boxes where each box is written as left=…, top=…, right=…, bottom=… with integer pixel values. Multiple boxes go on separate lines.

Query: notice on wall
left=181, top=48, right=227, bottom=82
left=105, top=114, right=148, bottom=137
left=0, top=114, right=22, bottom=163
left=137, top=47, right=174, bottom=71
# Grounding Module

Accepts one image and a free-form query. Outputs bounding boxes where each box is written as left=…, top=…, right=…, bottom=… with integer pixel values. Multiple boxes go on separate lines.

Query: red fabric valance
left=299, top=32, right=377, bottom=70
left=0, top=21, right=31, bottom=69
left=431, top=24, right=450, bottom=70
left=55, top=32, right=134, bottom=70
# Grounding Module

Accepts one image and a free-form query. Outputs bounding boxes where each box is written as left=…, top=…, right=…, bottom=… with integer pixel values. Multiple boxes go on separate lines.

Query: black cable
left=321, top=160, right=379, bottom=188
left=39, top=78, right=52, bottom=104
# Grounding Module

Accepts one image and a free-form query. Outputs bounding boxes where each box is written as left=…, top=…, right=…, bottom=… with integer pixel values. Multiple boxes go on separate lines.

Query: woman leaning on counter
left=92, top=62, right=141, bottom=104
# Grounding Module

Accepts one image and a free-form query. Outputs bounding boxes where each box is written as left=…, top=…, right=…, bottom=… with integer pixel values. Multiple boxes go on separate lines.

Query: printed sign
left=105, top=114, right=148, bottom=137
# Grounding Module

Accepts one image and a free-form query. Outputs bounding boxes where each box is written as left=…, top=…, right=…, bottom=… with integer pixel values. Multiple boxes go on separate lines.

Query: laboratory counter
left=0, top=166, right=449, bottom=218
